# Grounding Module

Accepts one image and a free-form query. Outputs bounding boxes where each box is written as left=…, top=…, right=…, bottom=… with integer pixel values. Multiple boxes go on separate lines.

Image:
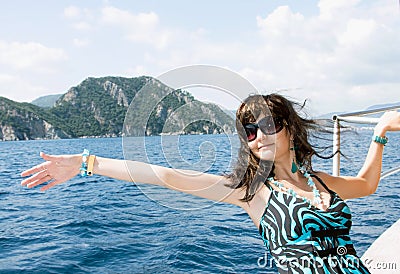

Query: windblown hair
left=226, top=93, right=335, bottom=202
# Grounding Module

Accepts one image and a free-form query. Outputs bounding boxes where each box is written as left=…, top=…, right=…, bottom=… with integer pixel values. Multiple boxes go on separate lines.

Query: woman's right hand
left=21, top=152, right=82, bottom=191
left=374, top=110, right=400, bottom=136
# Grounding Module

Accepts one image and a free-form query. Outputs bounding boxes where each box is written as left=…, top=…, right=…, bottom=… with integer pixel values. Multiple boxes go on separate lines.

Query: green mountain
left=31, top=94, right=62, bottom=108
left=0, top=97, right=70, bottom=140
left=0, top=76, right=235, bottom=141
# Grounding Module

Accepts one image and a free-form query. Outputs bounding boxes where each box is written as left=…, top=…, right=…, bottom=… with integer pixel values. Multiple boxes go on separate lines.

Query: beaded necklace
left=267, top=171, right=322, bottom=207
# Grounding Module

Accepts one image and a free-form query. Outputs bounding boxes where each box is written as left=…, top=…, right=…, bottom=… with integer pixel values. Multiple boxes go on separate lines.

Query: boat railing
left=332, top=104, right=400, bottom=178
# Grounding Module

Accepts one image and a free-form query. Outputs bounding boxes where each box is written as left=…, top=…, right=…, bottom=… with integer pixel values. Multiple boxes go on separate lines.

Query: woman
left=21, top=94, right=400, bottom=273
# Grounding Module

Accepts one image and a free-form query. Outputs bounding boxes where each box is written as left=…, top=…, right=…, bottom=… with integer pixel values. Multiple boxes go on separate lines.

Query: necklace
left=267, top=171, right=322, bottom=207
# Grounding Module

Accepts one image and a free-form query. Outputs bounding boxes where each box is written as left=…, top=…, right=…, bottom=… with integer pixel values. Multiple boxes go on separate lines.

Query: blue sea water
left=0, top=132, right=399, bottom=273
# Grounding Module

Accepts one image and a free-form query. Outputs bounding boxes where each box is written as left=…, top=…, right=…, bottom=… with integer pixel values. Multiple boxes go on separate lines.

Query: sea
left=0, top=131, right=399, bottom=273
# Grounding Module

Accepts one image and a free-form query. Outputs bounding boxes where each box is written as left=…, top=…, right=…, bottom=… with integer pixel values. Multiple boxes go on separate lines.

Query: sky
left=0, top=0, right=399, bottom=115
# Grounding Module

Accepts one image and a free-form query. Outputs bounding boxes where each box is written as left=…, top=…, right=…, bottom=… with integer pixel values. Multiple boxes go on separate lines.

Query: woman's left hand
left=21, top=152, right=81, bottom=191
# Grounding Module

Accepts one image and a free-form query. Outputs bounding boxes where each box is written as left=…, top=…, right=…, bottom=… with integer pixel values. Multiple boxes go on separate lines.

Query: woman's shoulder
left=310, top=171, right=338, bottom=189
left=311, top=171, right=372, bottom=199
left=309, top=171, right=335, bottom=189
left=312, top=170, right=329, bottom=177
left=311, top=171, right=352, bottom=185
left=310, top=171, right=331, bottom=181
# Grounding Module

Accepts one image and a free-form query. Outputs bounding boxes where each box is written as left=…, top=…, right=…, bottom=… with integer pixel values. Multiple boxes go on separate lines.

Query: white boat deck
left=362, top=219, right=400, bottom=273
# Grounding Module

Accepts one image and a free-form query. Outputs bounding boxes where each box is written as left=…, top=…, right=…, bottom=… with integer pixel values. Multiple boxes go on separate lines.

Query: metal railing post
left=332, top=116, right=340, bottom=176
left=330, top=104, right=400, bottom=178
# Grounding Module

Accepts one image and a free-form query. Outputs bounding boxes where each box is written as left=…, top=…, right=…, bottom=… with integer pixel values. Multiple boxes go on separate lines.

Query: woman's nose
left=256, top=128, right=267, bottom=141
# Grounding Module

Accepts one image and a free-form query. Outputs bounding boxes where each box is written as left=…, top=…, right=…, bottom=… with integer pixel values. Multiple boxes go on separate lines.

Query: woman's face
left=246, top=116, right=290, bottom=161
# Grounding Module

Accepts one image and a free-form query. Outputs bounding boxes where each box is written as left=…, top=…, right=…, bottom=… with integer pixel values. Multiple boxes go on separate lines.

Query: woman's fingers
left=40, top=180, right=61, bottom=191
left=27, top=174, right=53, bottom=189
left=21, top=168, right=47, bottom=185
left=21, top=164, right=46, bottom=177
left=21, top=152, right=60, bottom=177
left=21, top=165, right=60, bottom=191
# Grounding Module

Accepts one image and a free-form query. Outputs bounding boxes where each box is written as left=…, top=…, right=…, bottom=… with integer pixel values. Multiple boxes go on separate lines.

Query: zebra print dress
left=259, top=174, right=371, bottom=273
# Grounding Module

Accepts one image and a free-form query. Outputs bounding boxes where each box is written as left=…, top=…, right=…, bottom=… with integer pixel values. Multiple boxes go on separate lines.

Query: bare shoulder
left=220, top=179, right=252, bottom=209
left=312, top=171, right=333, bottom=182
left=312, top=171, right=372, bottom=199
left=311, top=171, right=342, bottom=192
left=312, top=171, right=347, bottom=189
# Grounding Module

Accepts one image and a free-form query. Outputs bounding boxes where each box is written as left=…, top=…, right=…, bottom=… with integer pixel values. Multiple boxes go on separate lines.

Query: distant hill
left=366, top=102, right=400, bottom=111
left=316, top=112, right=337, bottom=120
left=315, top=102, right=400, bottom=129
left=0, top=76, right=235, bottom=141
left=0, top=96, right=70, bottom=140
left=31, top=94, right=62, bottom=108
left=317, top=102, right=400, bottom=120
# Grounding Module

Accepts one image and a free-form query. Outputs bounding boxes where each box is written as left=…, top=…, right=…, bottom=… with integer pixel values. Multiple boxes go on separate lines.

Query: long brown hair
left=226, top=93, right=335, bottom=202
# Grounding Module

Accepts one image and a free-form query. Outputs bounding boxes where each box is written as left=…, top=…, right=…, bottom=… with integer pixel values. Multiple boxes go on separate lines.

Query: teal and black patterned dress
left=259, top=174, right=371, bottom=273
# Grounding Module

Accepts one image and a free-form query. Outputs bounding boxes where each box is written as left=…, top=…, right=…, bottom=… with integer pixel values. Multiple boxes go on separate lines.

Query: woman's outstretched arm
left=21, top=152, right=245, bottom=206
left=317, top=110, right=400, bottom=200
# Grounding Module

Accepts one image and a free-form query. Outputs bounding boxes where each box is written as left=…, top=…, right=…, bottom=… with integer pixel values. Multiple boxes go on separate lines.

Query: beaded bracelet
left=372, top=135, right=388, bottom=146
left=79, top=149, right=96, bottom=177
left=80, top=149, right=90, bottom=177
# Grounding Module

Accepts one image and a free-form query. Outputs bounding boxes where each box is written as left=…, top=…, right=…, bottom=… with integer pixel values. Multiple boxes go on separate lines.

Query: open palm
left=21, top=152, right=81, bottom=191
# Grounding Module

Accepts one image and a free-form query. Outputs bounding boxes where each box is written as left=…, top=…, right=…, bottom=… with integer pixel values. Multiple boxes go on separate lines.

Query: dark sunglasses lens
left=244, top=117, right=284, bottom=141
left=245, top=125, right=257, bottom=141
left=274, top=119, right=283, bottom=133
left=259, top=117, right=283, bottom=135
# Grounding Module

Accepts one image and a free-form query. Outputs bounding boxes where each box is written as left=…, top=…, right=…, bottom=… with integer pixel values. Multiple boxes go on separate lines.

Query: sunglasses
left=244, top=116, right=284, bottom=142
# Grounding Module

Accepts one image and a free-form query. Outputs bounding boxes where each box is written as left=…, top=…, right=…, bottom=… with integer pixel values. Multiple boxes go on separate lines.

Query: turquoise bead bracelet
left=372, top=135, right=388, bottom=146
left=80, top=149, right=90, bottom=177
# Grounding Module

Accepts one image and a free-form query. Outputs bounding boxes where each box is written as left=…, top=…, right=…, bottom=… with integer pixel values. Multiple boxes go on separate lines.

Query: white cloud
left=245, top=0, right=400, bottom=113
left=337, top=19, right=377, bottom=47
left=100, top=6, right=173, bottom=49
left=64, top=6, right=81, bottom=19
left=0, top=74, right=51, bottom=102
left=101, top=7, right=159, bottom=26
left=64, top=6, right=94, bottom=32
left=0, top=41, right=67, bottom=71
left=72, top=21, right=93, bottom=31
left=79, top=0, right=397, bottom=114
left=190, top=28, right=208, bottom=41
left=256, top=6, right=304, bottom=38
left=318, top=0, right=361, bottom=20
left=63, top=6, right=173, bottom=48
left=0, top=73, right=16, bottom=83
left=348, top=84, right=400, bottom=104
left=372, top=0, right=399, bottom=19
left=4, top=1, right=397, bottom=114
left=72, top=38, right=90, bottom=47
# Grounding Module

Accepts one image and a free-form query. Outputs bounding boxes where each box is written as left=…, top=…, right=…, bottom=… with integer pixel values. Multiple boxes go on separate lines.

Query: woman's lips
left=258, top=144, right=273, bottom=150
